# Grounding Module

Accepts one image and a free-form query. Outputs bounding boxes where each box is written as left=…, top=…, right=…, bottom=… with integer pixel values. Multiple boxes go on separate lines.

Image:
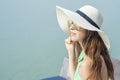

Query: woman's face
left=68, top=21, right=87, bottom=42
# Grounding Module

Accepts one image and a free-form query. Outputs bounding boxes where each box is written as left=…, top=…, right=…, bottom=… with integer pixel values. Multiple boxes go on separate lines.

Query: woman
left=56, top=5, right=114, bottom=80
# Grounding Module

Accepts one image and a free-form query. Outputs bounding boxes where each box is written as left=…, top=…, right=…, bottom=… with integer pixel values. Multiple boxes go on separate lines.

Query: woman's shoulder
left=82, top=55, right=92, bottom=65
left=79, top=55, right=108, bottom=80
left=78, top=55, right=92, bottom=80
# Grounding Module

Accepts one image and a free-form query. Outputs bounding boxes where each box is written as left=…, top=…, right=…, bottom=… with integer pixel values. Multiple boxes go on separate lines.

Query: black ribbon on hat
left=76, top=10, right=100, bottom=29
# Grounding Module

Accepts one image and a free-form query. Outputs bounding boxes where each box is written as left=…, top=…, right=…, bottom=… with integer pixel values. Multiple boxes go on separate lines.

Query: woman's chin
left=71, top=37, right=78, bottom=42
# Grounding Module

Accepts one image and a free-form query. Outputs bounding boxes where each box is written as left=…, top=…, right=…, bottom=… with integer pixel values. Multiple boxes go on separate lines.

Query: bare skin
left=65, top=22, right=108, bottom=80
left=65, top=22, right=88, bottom=80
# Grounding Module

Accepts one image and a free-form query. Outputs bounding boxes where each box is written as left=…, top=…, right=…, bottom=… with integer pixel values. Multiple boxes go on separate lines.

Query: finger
left=69, top=36, right=73, bottom=43
left=65, top=39, right=70, bottom=44
left=65, top=38, right=72, bottom=44
left=68, top=37, right=72, bottom=44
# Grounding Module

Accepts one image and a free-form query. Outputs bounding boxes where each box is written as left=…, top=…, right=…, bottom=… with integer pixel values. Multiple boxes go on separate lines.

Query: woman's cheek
left=78, top=33, right=85, bottom=41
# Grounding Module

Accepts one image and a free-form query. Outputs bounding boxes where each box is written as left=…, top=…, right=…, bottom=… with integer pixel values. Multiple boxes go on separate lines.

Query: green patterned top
left=74, top=50, right=85, bottom=80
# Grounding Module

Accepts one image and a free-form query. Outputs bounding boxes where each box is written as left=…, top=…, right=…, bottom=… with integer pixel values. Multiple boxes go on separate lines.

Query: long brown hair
left=74, top=31, right=114, bottom=80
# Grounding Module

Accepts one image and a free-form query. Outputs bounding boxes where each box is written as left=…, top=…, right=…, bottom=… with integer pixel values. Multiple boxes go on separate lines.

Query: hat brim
left=56, top=5, right=110, bottom=50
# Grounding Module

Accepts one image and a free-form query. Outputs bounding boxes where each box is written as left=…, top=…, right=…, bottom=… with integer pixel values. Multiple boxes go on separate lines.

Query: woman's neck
left=78, top=41, right=84, bottom=49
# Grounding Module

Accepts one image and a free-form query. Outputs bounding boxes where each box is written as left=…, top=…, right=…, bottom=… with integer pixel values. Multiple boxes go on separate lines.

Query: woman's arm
left=68, top=50, right=76, bottom=80
left=100, top=56, right=108, bottom=80
left=65, top=37, right=76, bottom=80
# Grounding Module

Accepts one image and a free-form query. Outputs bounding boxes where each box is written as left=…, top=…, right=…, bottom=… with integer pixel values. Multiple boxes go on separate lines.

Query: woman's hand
left=65, top=36, right=77, bottom=60
left=65, top=37, right=75, bottom=55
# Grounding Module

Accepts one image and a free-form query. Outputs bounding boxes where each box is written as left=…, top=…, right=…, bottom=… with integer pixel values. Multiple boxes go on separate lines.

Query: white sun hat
left=56, top=5, right=110, bottom=50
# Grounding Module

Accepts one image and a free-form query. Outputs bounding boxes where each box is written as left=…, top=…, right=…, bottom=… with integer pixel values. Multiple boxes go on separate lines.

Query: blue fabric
left=41, top=76, right=66, bottom=80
